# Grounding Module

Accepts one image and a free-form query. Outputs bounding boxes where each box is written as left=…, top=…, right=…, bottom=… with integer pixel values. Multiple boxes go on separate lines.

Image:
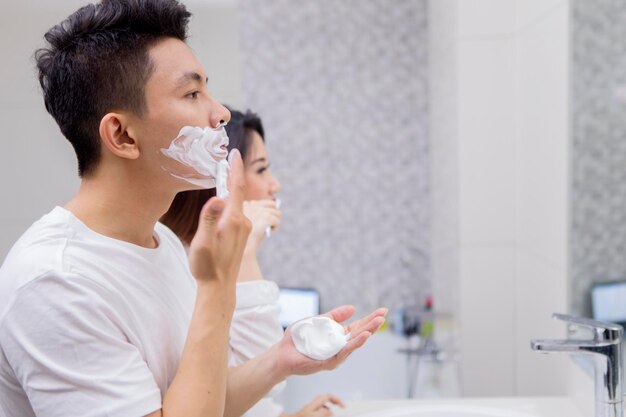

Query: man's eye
left=187, top=91, right=199, bottom=99
left=257, top=167, right=267, bottom=175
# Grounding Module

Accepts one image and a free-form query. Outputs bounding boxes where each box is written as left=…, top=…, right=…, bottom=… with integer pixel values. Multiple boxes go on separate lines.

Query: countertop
left=332, top=396, right=585, bottom=417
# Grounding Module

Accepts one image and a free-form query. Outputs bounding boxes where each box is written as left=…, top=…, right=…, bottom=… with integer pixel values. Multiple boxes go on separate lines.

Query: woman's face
left=243, top=130, right=281, bottom=201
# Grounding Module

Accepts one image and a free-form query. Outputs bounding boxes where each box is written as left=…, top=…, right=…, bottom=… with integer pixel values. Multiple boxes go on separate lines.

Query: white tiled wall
left=458, top=0, right=516, bottom=38
left=431, top=0, right=572, bottom=397
left=514, top=251, right=569, bottom=394
left=459, top=247, right=516, bottom=395
left=514, top=0, right=570, bottom=396
left=456, top=4, right=518, bottom=395
left=457, top=36, right=516, bottom=246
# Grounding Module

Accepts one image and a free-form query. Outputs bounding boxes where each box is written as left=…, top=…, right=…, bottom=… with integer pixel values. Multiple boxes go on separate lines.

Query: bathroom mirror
left=0, top=0, right=621, bottom=406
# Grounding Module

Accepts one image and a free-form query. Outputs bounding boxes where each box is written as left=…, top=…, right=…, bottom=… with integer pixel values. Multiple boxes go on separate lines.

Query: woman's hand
left=272, top=306, right=387, bottom=378
left=242, top=200, right=282, bottom=253
left=224, top=306, right=386, bottom=417
left=283, top=394, right=345, bottom=417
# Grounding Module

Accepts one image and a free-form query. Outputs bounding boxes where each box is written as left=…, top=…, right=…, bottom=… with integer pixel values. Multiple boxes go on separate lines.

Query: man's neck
left=64, top=176, right=175, bottom=249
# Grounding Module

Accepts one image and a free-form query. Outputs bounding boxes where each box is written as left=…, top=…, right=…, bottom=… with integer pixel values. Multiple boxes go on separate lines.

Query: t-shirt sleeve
left=229, top=280, right=284, bottom=366
left=229, top=280, right=286, bottom=417
left=0, top=273, right=162, bottom=417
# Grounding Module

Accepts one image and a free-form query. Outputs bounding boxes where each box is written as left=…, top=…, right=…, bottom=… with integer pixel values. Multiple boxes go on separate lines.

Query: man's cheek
left=159, top=125, right=230, bottom=189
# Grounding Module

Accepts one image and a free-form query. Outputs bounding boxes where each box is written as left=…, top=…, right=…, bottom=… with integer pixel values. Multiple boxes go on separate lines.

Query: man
left=0, top=1, right=386, bottom=417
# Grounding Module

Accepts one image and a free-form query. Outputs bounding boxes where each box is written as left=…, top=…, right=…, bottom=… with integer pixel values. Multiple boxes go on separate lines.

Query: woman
left=161, top=109, right=344, bottom=417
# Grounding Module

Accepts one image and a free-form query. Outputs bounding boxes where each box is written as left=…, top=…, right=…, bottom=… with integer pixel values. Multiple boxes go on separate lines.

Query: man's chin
left=170, top=173, right=217, bottom=191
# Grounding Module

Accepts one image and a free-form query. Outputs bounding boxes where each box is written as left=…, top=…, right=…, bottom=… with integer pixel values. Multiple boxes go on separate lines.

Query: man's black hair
left=35, top=0, right=191, bottom=176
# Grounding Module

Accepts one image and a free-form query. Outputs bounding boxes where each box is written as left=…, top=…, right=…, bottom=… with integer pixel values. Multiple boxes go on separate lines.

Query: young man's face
left=132, top=37, right=230, bottom=190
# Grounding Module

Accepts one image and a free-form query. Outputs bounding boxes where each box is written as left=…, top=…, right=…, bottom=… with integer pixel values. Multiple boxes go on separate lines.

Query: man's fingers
left=225, top=149, right=246, bottom=208
left=197, top=197, right=225, bottom=237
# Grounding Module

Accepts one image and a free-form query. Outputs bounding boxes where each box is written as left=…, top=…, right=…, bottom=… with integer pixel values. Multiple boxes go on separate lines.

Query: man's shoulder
left=0, top=208, right=77, bottom=309
left=1, top=208, right=73, bottom=279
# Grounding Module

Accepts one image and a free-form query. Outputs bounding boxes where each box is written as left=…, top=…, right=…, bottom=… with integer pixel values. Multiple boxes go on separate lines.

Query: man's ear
left=99, top=112, right=140, bottom=160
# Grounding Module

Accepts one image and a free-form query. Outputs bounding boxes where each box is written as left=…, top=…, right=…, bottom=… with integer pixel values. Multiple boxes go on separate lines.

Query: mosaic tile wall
left=238, top=0, right=430, bottom=316
left=570, top=0, right=626, bottom=316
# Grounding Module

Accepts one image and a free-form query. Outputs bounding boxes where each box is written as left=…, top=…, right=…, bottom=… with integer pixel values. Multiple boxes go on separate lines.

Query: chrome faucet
left=531, top=313, right=624, bottom=417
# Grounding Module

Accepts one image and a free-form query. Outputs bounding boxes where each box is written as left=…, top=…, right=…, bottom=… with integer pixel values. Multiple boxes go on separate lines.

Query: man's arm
left=147, top=150, right=251, bottom=417
left=224, top=305, right=387, bottom=417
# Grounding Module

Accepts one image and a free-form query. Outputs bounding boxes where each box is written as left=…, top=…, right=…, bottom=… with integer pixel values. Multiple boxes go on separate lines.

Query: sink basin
left=357, top=405, right=538, bottom=417
left=333, top=397, right=584, bottom=417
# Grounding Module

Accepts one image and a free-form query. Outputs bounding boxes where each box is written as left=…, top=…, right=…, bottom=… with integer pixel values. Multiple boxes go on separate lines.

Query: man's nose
left=209, top=99, right=231, bottom=128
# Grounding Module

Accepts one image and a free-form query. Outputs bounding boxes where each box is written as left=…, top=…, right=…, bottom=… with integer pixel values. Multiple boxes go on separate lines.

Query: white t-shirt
left=229, top=280, right=286, bottom=417
left=0, top=207, right=196, bottom=417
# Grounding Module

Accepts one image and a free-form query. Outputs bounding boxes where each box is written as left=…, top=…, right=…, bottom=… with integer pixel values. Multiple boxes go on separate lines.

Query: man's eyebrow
left=174, top=72, right=209, bottom=90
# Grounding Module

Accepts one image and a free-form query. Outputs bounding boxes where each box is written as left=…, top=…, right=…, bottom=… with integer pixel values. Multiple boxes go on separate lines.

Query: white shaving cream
left=290, top=316, right=349, bottom=360
left=161, top=125, right=229, bottom=189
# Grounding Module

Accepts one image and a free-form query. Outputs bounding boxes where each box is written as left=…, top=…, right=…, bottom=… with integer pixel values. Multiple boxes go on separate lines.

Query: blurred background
left=1, top=0, right=624, bottom=413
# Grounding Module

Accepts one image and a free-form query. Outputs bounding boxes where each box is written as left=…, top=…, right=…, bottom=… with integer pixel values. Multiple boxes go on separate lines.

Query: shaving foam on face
left=161, top=125, right=229, bottom=188
left=290, top=316, right=349, bottom=360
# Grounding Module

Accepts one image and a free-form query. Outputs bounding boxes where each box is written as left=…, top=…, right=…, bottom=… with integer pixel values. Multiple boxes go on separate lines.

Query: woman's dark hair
left=224, top=108, right=265, bottom=161
left=35, top=0, right=191, bottom=177
left=161, top=109, right=265, bottom=244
